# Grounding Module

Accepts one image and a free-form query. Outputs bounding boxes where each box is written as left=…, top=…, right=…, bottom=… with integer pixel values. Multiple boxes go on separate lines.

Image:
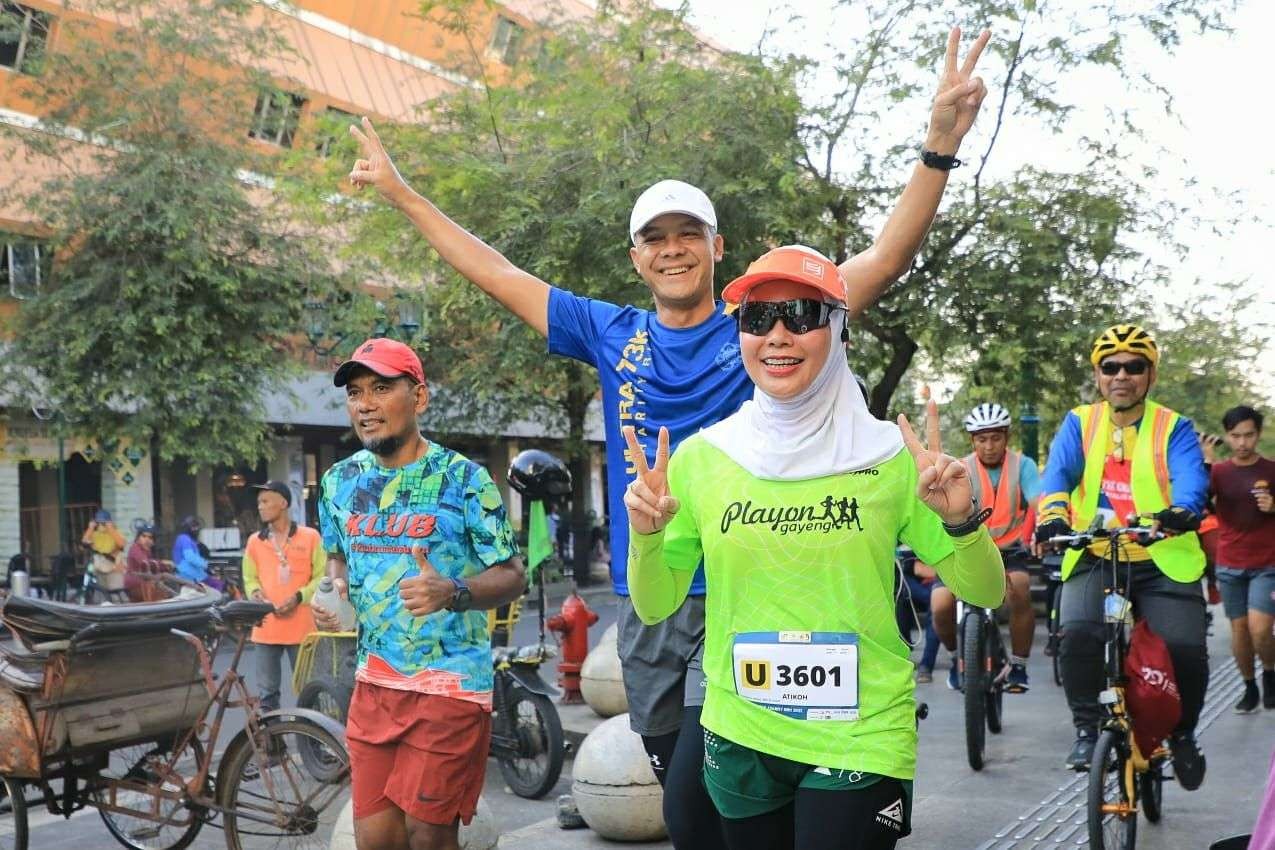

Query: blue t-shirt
left=317, top=443, right=518, bottom=707
left=548, top=287, right=754, bottom=595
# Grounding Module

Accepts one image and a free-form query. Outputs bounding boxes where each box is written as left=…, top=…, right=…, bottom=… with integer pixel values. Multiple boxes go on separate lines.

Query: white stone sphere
left=580, top=622, right=627, bottom=717
left=570, top=713, right=666, bottom=841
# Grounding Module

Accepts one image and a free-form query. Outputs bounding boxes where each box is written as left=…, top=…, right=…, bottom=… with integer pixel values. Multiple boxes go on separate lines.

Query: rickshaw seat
left=0, top=588, right=222, bottom=649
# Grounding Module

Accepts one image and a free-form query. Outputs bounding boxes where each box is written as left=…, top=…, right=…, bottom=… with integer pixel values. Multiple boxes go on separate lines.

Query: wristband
left=920, top=148, right=963, bottom=171
left=943, top=506, right=992, bottom=538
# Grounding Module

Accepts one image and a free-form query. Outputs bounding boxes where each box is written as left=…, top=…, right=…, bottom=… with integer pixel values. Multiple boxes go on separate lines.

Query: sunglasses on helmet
left=738, top=299, right=842, bottom=336
left=1099, top=359, right=1149, bottom=376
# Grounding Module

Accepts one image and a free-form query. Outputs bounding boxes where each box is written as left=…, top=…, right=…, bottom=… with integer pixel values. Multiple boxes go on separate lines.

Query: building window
left=489, top=16, right=524, bottom=65
left=1, top=237, right=46, bottom=299
left=315, top=106, right=356, bottom=158
left=0, top=1, right=52, bottom=75
left=248, top=90, right=307, bottom=148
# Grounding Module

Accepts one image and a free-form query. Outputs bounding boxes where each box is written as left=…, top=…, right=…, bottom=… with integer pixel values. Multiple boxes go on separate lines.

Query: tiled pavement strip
left=973, top=659, right=1249, bottom=850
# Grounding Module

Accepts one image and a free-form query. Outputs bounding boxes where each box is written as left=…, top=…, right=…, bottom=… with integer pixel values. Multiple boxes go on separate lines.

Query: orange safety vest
left=242, top=526, right=323, bottom=645
left=962, top=451, right=1028, bottom=549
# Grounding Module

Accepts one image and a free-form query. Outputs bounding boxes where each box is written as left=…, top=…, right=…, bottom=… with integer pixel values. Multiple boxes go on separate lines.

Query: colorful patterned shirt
left=318, top=443, right=518, bottom=709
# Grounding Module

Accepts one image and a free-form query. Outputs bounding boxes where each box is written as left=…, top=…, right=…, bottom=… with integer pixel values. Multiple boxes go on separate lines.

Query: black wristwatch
left=943, top=506, right=992, bottom=538
left=445, top=577, right=473, bottom=612
left=920, top=148, right=963, bottom=171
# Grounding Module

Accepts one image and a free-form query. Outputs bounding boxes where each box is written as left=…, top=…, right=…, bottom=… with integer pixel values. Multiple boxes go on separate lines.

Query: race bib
left=732, top=631, right=859, bottom=721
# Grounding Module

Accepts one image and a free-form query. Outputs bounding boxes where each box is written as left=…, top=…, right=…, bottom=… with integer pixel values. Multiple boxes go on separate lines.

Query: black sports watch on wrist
left=943, top=506, right=992, bottom=538
left=920, top=148, right=963, bottom=171
left=445, top=577, right=473, bottom=612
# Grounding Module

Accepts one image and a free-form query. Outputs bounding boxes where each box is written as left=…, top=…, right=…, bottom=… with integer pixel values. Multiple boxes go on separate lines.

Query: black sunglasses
left=738, top=299, right=842, bottom=336
left=1099, top=359, right=1149, bottom=376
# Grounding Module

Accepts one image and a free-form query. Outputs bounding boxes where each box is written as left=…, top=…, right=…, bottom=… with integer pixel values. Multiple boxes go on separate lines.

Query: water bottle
left=10, top=568, right=29, bottom=597
left=312, top=576, right=356, bottom=631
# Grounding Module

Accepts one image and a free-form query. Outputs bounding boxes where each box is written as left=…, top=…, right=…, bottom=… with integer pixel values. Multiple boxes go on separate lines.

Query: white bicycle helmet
left=964, top=402, right=1012, bottom=433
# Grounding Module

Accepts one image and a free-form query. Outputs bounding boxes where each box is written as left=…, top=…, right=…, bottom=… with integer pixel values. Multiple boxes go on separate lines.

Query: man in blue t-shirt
left=345, top=29, right=989, bottom=846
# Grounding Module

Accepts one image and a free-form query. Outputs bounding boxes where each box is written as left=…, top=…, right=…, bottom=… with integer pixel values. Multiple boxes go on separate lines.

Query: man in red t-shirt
left=1210, top=405, right=1275, bottom=713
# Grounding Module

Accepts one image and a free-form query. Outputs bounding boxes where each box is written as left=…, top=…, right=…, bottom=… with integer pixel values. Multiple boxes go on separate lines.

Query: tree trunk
left=861, top=318, right=919, bottom=420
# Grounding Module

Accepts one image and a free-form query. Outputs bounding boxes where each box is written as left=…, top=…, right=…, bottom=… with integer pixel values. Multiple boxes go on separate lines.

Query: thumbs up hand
left=399, top=546, right=456, bottom=617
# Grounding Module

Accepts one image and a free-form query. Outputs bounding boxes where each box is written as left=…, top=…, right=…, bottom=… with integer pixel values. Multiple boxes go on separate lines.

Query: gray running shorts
left=616, top=594, right=705, bottom=737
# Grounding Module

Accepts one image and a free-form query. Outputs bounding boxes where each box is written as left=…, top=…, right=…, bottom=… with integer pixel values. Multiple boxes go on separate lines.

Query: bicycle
left=1048, top=520, right=1170, bottom=850
left=0, top=586, right=350, bottom=850
left=956, top=594, right=1008, bottom=771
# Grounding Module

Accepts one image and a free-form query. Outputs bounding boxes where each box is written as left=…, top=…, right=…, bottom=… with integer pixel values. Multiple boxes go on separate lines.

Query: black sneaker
left=1066, top=729, right=1097, bottom=771
left=1006, top=663, right=1030, bottom=694
left=1263, top=670, right=1275, bottom=710
left=1169, top=732, right=1206, bottom=791
left=1234, top=684, right=1261, bottom=715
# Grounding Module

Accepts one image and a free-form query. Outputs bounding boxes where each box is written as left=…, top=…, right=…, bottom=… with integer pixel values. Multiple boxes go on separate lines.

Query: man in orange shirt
left=243, top=480, right=326, bottom=712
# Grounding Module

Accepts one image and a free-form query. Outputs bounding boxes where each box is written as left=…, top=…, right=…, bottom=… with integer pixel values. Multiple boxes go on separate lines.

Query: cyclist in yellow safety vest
left=1033, top=325, right=1209, bottom=788
left=927, top=403, right=1040, bottom=693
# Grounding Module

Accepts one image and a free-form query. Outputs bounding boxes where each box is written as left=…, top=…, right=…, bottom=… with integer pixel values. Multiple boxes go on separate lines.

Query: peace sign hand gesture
left=926, top=27, right=991, bottom=155
left=622, top=426, right=680, bottom=536
left=898, top=396, right=975, bottom=525
left=348, top=116, right=411, bottom=206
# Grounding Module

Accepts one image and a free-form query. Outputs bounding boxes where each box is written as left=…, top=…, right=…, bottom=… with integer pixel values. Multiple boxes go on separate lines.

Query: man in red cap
left=314, top=337, right=526, bottom=850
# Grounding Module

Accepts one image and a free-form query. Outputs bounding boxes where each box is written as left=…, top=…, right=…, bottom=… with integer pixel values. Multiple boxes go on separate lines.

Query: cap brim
left=630, top=209, right=715, bottom=241
left=333, top=358, right=409, bottom=387
left=721, top=271, right=845, bottom=305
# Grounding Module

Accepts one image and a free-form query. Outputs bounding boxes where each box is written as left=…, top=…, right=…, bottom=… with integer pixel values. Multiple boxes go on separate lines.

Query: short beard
left=363, top=433, right=405, bottom=457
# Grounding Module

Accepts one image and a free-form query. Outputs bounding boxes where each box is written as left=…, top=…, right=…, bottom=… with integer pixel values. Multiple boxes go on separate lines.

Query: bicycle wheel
left=1139, top=758, right=1164, bottom=824
left=962, top=612, right=987, bottom=771
left=220, top=720, right=349, bottom=850
left=1087, top=729, right=1137, bottom=850
left=985, top=629, right=1005, bottom=735
left=496, top=686, right=565, bottom=799
left=295, top=677, right=351, bottom=726
left=1, top=776, right=29, bottom=850
left=95, top=737, right=207, bottom=850
left=1047, top=586, right=1064, bottom=686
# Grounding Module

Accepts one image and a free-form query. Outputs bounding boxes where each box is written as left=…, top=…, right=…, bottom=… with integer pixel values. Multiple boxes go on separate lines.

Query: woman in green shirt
left=623, top=245, right=1005, bottom=850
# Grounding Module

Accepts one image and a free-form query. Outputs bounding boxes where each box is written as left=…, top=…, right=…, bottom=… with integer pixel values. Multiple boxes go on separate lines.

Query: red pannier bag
left=1123, top=618, right=1181, bottom=759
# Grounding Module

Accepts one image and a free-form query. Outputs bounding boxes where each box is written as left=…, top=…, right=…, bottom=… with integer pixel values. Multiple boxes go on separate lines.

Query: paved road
left=8, top=592, right=1271, bottom=849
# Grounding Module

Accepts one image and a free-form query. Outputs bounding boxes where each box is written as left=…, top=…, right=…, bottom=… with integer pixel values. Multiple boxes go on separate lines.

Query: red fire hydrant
left=547, top=591, right=598, bottom=704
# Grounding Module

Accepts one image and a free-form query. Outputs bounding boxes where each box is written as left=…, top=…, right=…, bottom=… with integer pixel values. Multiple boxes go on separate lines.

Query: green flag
left=527, top=500, right=552, bottom=582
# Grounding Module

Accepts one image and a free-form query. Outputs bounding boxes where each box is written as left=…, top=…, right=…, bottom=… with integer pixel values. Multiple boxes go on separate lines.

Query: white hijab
left=701, top=310, right=904, bottom=481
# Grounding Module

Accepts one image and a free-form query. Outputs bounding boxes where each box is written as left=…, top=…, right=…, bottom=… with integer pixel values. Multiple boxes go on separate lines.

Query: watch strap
left=943, top=506, right=992, bottom=538
left=920, top=148, right=963, bottom=171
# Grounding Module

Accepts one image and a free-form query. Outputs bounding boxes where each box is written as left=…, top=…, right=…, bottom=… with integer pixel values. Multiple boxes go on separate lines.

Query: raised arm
left=349, top=117, right=550, bottom=336
left=840, top=27, right=990, bottom=318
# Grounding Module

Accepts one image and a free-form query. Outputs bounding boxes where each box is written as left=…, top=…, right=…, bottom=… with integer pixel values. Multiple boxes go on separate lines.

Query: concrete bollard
left=580, top=622, right=628, bottom=717
left=329, top=794, right=499, bottom=849
left=571, top=712, right=667, bottom=841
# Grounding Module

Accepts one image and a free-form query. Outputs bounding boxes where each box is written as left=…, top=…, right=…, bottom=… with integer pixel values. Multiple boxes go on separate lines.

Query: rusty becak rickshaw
left=0, top=583, right=350, bottom=850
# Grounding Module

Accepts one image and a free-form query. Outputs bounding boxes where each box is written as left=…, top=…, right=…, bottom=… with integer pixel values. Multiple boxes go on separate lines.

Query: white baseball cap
left=628, top=180, right=717, bottom=244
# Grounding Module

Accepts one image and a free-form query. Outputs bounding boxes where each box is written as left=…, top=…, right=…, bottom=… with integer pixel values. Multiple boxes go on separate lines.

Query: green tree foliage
left=0, top=0, right=344, bottom=468
left=792, top=0, right=1239, bottom=421
left=1142, top=294, right=1275, bottom=457
left=290, top=2, right=810, bottom=459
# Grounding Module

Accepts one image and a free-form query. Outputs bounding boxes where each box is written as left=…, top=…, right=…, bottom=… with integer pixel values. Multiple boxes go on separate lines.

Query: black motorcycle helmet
left=507, top=450, right=572, bottom=501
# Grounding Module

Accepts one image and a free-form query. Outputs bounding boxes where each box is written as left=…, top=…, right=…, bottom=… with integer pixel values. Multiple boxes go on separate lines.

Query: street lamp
left=306, top=291, right=424, bottom=355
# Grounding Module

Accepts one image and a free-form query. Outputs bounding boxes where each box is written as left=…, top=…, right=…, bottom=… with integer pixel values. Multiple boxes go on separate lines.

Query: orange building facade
left=0, top=0, right=605, bottom=573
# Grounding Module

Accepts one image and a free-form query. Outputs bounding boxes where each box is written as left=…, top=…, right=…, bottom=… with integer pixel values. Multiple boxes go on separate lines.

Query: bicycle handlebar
left=1048, top=525, right=1166, bottom=550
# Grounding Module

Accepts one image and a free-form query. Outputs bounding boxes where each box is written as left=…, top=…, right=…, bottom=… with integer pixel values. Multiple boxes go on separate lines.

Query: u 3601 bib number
left=732, top=631, right=859, bottom=721
left=774, top=664, right=842, bottom=688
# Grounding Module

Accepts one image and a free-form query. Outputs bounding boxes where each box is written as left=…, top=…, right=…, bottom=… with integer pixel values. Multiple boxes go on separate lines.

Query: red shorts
left=346, top=681, right=491, bottom=826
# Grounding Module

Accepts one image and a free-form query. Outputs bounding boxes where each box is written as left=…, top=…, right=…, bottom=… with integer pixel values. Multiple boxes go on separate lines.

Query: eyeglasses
left=1099, top=359, right=1149, bottom=376
left=738, top=299, right=841, bottom=336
